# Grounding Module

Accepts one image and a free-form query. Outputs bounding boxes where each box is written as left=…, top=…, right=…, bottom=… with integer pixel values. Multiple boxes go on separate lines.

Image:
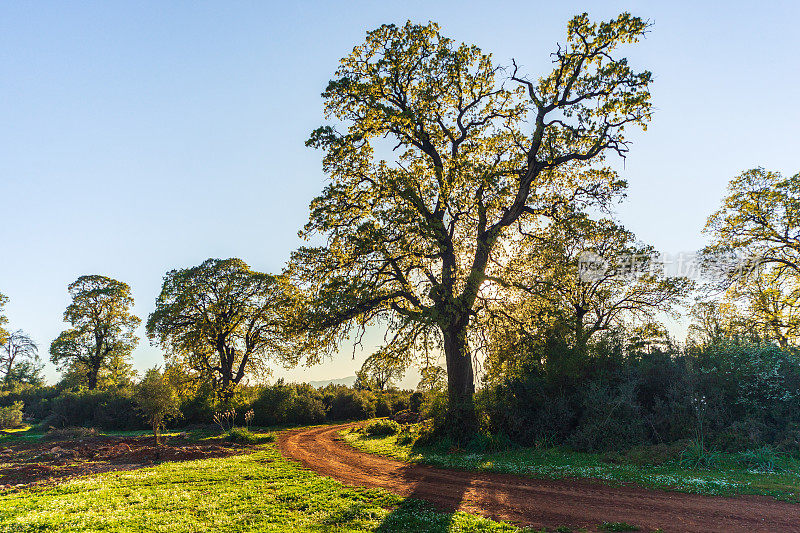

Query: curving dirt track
left=278, top=424, right=800, bottom=533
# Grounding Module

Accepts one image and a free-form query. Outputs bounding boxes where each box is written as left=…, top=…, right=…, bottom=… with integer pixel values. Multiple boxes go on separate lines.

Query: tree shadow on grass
left=374, top=463, right=474, bottom=532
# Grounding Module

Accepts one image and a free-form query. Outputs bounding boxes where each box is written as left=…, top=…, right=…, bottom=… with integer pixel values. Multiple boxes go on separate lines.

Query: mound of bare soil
left=0, top=434, right=247, bottom=490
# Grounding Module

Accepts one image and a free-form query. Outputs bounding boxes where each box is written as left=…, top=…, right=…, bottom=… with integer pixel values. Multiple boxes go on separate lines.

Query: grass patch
left=225, top=427, right=275, bottom=444
left=340, top=426, right=800, bottom=502
left=0, top=439, right=526, bottom=532
left=598, top=522, right=639, bottom=532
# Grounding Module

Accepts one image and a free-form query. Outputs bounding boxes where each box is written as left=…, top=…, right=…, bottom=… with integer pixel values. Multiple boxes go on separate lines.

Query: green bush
left=736, top=446, right=781, bottom=472
left=0, top=401, right=24, bottom=429
left=42, top=426, right=99, bottom=441
left=679, top=440, right=721, bottom=469
left=44, top=389, right=147, bottom=430
left=251, top=381, right=326, bottom=426
left=363, top=418, right=401, bottom=437
left=226, top=427, right=275, bottom=444
left=324, top=385, right=376, bottom=421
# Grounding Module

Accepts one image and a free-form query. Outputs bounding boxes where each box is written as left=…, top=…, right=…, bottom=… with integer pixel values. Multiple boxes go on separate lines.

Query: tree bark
left=87, top=365, right=99, bottom=390
left=442, top=320, right=477, bottom=441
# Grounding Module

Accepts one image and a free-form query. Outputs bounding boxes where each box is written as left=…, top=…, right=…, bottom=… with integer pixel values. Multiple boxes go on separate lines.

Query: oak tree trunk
left=442, top=321, right=477, bottom=441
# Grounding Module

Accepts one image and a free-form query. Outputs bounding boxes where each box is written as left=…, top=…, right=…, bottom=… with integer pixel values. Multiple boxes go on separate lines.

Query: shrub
left=679, top=440, right=721, bottom=469
left=42, top=426, right=99, bottom=441
left=324, top=385, right=376, bottom=421
left=363, top=418, right=401, bottom=437
left=44, top=388, right=146, bottom=430
left=465, top=431, right=515, bottom=453
left=136, top=368, right=181, bottom=444
left=251, top=381, right=326, bottom=426
left=0, top=401, right=24, bottom=429
left=736, top=446, right=780, bottom=472
left=226, top=427, right=275, bottom=444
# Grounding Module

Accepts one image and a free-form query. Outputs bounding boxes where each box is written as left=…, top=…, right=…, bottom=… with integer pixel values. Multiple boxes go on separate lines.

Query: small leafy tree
left=50, top=275, right=140, bottom=389
left=136, top=368, right=181, bottom=444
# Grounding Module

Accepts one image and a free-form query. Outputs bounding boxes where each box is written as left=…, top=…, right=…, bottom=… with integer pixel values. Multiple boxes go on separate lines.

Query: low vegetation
left=0, top=440, right=525, bottom=532
left=342, top=425, right=800, bottom=502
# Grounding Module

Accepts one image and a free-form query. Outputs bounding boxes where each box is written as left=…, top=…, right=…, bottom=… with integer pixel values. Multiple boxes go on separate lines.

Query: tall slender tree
left=289, top=14, right=653, bottom=436
left=50, top=275, right=140, bottom=389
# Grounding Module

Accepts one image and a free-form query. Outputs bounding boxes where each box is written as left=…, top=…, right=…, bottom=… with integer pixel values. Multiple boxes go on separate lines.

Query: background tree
left=0, top=292, right=8, bottom=346
left=494, top=216, right=691, bottom=358
left=136, top=368, right=181, bottom=444
left=417, top=364, right=447, bottom=393
left=702, top=168, right=800, bottom=347
left=290, top=14, right=653, bottom=437
left=704, top=168, right=800, bottom=282
left=147, top=258, right=292, bottom=400
left=1, top=330, right=40, bottom=388
left=355, top=351, right=405, bottom=391
left=50, top=275, right=140, bottom=390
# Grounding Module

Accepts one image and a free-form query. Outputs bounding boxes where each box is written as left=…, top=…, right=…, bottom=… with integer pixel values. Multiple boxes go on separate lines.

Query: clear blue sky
left=1, top=1, right=798, bottom=385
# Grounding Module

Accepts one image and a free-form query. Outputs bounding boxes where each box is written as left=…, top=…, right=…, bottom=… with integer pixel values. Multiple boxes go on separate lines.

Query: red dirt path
left=278, top=423, right=800, bottom=533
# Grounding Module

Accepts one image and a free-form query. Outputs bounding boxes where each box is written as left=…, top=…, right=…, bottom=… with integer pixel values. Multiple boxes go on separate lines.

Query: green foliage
left=50, top=275, right=140, bottom=390
left=323, top=385, right=377, bottom=421
left=0, top=443, right=520, bottom=532
left=136, top=368, right=181, bottom=443
left=598, top=522, right=639, bottom=532
left=355, top=352, right=405, bottom=391
left=363, top=419, right=401, bottom=437
left=0, top=401, right=24, bottom=429
left=147, top=258, right=293, bottom=400
left=290, top=13, right=654, bottom=435
left=42, top=426, right=99, bottom=441
left=679, top=440, right=721, bottom=470
left=343, top=429, right=800, bottom=501
left=43, top=388, right=147, bottom=430
left=225, top=427, right=275, bottom=444
left=250, top=380, right=327, bottom=426
left=736, top=446, right=781, bottom=472
left=0, top=292, right=8, bottom=346
left=1, top=330, right=41, bottom=388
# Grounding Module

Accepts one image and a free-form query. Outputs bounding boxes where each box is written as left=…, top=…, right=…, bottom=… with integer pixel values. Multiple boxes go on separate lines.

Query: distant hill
left=307, top=375, right=357, bottom=388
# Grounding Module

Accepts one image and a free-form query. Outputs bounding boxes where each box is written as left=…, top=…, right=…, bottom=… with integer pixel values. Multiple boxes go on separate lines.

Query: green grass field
left=341, top=426, right=800, bottom=503
left=0, top=436, right=527, bottom=532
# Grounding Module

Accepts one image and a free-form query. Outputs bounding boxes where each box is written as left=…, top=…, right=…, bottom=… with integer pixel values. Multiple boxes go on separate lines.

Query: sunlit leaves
left=49, top=275, right=140, bottom=389
left=146, top=258, right=293, bottom=398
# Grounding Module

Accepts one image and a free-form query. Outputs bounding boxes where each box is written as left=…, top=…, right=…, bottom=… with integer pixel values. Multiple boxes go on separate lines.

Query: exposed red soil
left=0, top=434, right=245, bottom=490
left=278, top=423, right=800, bottom=533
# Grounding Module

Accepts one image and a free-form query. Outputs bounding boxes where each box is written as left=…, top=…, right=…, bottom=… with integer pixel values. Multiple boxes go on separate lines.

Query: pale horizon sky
left=1, top=1, right=798, bottom=386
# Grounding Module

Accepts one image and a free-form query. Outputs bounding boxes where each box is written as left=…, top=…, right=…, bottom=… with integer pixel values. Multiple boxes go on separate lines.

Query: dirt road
left=278, top=424, right=800, bottom=532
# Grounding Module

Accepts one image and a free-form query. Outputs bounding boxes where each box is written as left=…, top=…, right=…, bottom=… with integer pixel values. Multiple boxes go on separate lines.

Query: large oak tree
left=147, top=258, right=292, bottom=400
left=290, top=14, right=653, bottom=436
left=50, top=275, right=140, bottom=389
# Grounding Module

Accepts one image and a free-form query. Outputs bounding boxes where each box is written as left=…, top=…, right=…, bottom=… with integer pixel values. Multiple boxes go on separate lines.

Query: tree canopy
left=703, top=168, right=800, bottom=348
left=0, top=292, right=8, bottom=346
left=1, top=330, right=40, bottom=387
left=289, top=14, right=653, bottom=436
left=50, top=275, right=140, bottom=389
left=147, top=258, right=293, bottom=399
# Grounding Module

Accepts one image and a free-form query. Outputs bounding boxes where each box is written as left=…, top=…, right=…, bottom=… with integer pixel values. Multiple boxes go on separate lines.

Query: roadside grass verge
left=340, top=425, right=800, bottom=503
left=0, top=440, right=529, bottom=532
